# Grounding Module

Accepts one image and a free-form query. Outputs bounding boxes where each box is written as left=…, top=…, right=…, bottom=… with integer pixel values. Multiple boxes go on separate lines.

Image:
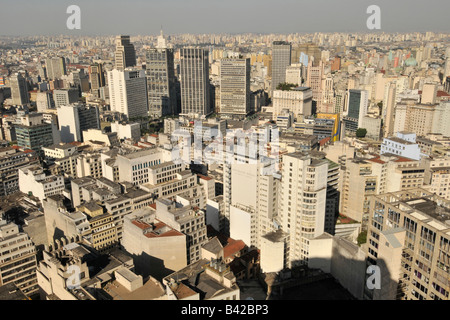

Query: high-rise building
left=89, top=63, right=105, bottom=97
left=180, top=48, right=211, bottom=116
left=0, top=222, right=39, bottom=298
left=272, top=86, right=313, bottom=121
left=0, top=147, right=39, bottom=197
left=115, top=35, right=137, bottom=71
left=53, top=88, right=79, bottom=108
left=279, top=152, right=328, bottom=267
left=45, top=57, right=66, bottom=80
left=383, top=81, right=397, bottom=138
left=108, top=69, right=148, bottom=119
left=10, top=73, right=29, bottom=105
left=219, top=58, right=251, bottom=116
left=365, top=189, right=450, bottom=300
left=57, top=103, right=100, bottom=143
left=343, top=89, right=369, bottom=133
left=285, top=64, right=302, bottom=86
left=145, top=36, right=177, bottom=117
left=306, top=61, right=324, bottom=108
left=15, top=113, right=54, bottom=156
left=271, top=41, right=291, bottom=92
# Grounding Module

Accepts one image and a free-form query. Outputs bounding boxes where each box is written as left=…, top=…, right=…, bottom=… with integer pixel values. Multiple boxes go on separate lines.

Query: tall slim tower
left=279, top=152, right=328, bottom=268
left=383, top=82, right=396, bottom=138
left=115, top=35, right=137, bottom=71
left=271, top=41, right=291, bottom=92
left=89, top=63, right=105, bottom=94
left=146, top=31, right=177, bottom=117
left=45, top=57, right=66, bottom=80
left=180, top=48, right=211, bottom=116
left=219, top=58, right=251, bottom=116
left=10, top=73, right=29, bottom=105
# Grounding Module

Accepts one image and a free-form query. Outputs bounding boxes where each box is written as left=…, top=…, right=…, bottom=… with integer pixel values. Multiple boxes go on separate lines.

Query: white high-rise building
left=108, top=69, right=148, bottom=119
left=225, top=160, right=280, bottom=250
left=279, top=152, right=328, bottom=267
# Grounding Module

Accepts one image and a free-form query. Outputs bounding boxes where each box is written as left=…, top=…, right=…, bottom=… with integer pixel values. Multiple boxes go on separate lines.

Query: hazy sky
left=1, top=0, right=449, bottom=36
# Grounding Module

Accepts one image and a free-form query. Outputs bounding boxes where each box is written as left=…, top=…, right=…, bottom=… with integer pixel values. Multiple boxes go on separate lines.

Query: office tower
left=219, top=58, right=251, bottom=116
left=365, top=189, right=450, bottom=300
left=45, top=57, right=67, bottom=80
left=343, top=89, right=369, bottom=133
left=306, top=61, right=324, bottom=107
left=279, top=152, right=328, bottom=267
left=0, top=222, right=39, bottom=298
left=146, top=42, right=177, bottom=117
left=180, top=48, right=211, bottom=116
left=108, top=69, right=148, bottom=119
left=71, top=70, right=90, bottom=94
left=271, top=41, right=291, bottom=92
left=383, top=81, right=397, bottom=137
left=53, top=88, right=79, bottom=108
left=320, top=74, right=335, bottom=113
left=10, top=73, right=29, bottom=105
left=15, top=113, right=54, bottom=156
left=272, top=86, right=313, bottom=120
left=57, top=103, right=100, bottom=143
left=89, top=63, right=105, bottom=97
left=115, top=35, right=136, bottom=71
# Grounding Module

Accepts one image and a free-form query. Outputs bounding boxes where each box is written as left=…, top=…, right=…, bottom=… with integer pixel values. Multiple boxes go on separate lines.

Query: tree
left=276, top=82, right=298, bottom=91
left=357, top=231, right=367, bottom=246
left=356, top=128, right=367, bottom=138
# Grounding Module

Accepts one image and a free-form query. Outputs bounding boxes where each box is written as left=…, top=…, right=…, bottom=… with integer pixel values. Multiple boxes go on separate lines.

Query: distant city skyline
left=1, top=0, right=450, bottom=36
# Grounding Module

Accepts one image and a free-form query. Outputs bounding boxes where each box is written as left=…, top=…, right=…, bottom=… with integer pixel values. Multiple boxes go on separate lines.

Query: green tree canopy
left=356, top=128, right=367, bottom=138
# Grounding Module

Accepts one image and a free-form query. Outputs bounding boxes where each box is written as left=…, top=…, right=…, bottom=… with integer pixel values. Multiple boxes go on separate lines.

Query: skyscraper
left=15, top=113, right=54, bottom=156
left=115, top=35, right=137, bottom=71
left=279, top=152, right=328, bottom=267
left=271, top=41, right=291, bottom=92
left=57, top=103, right=100, bottom=143
left=45, top=57, right=66, bottom=80
left=89, top=63, right=105, bottom=97
left=108, top=69, right=148, bottom=119
left=10, top=73, right=29, bottom=105
left=343, top=89, right=369, bottom=133
left=219, top=58, right=251, bottom=116
left=145, top=31, right=177, bottom=117
left=180, top=48, right=212, bottom=116
left=383, top=81, right=397, bottom=138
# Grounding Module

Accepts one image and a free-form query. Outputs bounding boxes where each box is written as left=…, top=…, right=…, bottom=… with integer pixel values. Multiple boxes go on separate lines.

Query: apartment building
left=0, top=222, right=38, bottom=298
left=365, top=189, right=450, bottom=300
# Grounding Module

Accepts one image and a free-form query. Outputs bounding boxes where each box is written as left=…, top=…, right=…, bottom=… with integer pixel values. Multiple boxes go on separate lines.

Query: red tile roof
left=224, top=239, right=246, bottom=259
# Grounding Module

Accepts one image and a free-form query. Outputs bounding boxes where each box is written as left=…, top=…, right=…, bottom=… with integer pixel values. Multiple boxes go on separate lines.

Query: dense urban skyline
left=1, top=0, right=450, bottom=36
